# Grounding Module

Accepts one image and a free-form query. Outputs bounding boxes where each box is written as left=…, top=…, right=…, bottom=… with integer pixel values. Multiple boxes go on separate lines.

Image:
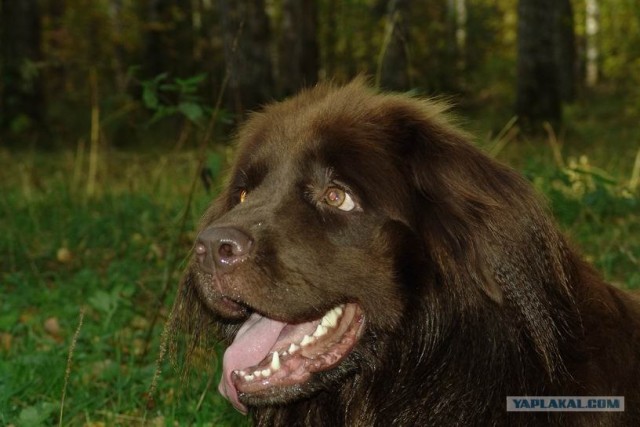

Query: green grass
left=1, top=149, right=248, bottom=426
left=1, top=89, right=639, bottom=426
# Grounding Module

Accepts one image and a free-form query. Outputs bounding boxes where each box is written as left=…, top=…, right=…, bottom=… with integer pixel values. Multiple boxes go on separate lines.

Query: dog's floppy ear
left=386, top=99, right=514, bottom=304
left=383, top=96, right=572, bottom=306
left=383, top=95, right=579, bottom=375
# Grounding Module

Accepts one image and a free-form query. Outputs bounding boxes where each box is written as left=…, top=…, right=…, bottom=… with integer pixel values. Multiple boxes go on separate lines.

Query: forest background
left=1, top=0, right=639, bottom=426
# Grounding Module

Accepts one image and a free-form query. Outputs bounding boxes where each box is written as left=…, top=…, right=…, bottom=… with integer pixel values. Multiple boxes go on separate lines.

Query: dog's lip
left=232, top=304, right=364, bottom=400
left=207, top=295, right=249, bottom=319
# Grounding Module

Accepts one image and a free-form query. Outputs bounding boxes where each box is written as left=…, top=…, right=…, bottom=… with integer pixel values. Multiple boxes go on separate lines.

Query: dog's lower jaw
left=221, top=303, right=365, bottom=411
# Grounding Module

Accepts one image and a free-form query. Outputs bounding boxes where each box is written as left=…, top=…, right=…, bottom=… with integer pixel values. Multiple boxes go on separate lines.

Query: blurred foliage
left=139, top=72, right=214, bottom=126
left=1, top=0, right=639, bottom=147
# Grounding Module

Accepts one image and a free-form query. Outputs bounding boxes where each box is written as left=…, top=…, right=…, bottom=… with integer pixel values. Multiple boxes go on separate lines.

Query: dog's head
left=169, top=80, right=574, bottom=414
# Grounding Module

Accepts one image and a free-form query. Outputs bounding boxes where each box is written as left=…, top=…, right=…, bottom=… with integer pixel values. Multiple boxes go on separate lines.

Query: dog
left=168, top=80, right=640, bottom=426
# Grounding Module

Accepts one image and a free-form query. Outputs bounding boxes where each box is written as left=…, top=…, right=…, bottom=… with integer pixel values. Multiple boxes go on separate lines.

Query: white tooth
left=282, top=351, right=288, bottom=356
left=271, top=352, right=280, bottom=370
left=238, top=370, right=246, bottom=376
left=300, top=335, right=314, bottom=346
left=261, top=368, right=271, bottom=377
left=254, top=370, right=262, bottom=378
left=288, top=343, right=299, bottom=354
left=335, top=306, right=344, bottom=316
left=321, top=310, right=338, bottom=328
left=244, top=374, right=254, bottom=381
left=313, top=324, right=328, bottom=337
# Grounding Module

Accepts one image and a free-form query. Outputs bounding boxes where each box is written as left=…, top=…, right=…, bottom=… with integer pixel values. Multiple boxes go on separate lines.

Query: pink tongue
left=218, top=313, right=287, bottom=413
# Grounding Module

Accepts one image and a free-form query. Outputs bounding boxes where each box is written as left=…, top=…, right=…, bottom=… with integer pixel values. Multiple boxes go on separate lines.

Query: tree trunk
left=585, top=0, right=599, bottom=87
left=319, top=0, right=339, bottom=79
left=143, top=0, right=194, bottom=78
left=277, top=0, right=319, bottom=96
left=218, top=0, right=274, bottom=117
left=515, top=0, right=561, bottom=129
left=0, top=0, right=44, bottom=138
left=455, top=0, right=467, bottom=72
left=554, top=0, right=576, bottom=103
left=377, top=0, right=411, bottom=91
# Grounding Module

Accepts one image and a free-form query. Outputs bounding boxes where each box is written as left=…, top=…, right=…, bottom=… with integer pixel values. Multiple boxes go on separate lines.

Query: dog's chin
left=220, top=303, right=366, bottom=410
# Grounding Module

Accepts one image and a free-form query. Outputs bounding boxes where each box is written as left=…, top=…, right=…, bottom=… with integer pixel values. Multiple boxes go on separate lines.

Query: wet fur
left=168, top=80, right=640, bottom=426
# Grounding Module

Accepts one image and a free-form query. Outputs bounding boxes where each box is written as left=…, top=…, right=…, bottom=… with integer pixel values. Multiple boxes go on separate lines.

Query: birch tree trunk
left=455, top=0, right=467, bottom=72
left=585, top=0, right=599, bottom=87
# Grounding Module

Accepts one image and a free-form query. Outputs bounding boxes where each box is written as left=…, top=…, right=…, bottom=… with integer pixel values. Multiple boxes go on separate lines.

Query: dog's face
left=190, top=83, right=433, bottom=411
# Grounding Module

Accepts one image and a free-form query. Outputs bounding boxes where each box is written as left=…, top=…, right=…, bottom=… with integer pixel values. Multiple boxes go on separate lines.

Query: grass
left=1, top=89, right=639, bottom=426
left=0, top=149, right=248, bottom=426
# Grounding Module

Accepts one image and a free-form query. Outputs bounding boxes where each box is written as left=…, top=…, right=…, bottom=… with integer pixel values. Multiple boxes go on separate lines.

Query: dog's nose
left=195, top=226, right=254, bottom=273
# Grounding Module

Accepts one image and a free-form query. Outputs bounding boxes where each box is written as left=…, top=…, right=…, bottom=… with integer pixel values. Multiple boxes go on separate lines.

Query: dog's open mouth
left=218, top=303, right=364, bottom=412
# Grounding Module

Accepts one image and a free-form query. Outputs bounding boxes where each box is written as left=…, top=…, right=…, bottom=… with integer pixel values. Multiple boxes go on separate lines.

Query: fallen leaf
left=44, top=317, right=61, bottom=337
left=57, top=247, right=73, bottom=263
left=0, top=332, right=12, bottom=351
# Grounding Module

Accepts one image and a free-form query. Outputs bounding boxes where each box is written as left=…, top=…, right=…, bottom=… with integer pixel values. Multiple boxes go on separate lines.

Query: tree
left=585, top=0, right=599, bottom=87
left=554, top=0, right=576, bottom=103
left=0, top=0, right=44, bottom=139
left=218, top=0, right=274, bottom=117
left=143, top=0, right=195, bottom=79
left=377, top=0, right=411, bottom=91
left=515, top=0, right=562, bottom=129
left=277, top=0, right=319, bottom=96
left=448, top=0, right=467, bottom=73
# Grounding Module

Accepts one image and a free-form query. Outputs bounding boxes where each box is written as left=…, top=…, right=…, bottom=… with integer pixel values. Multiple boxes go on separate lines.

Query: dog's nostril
left=196, top=226, right=254, bottom=273
left=218, top=243, right=235, bottom=260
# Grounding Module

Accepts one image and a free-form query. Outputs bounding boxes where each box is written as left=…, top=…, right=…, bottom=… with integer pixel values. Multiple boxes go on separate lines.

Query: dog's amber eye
left=324, top=187, right=355, bottom=211
left=239, top=190, right=247, bottom=203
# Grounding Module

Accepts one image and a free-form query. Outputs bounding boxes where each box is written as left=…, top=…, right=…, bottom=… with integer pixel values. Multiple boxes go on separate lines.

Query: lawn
left=1, top=89, right=638, bottom=426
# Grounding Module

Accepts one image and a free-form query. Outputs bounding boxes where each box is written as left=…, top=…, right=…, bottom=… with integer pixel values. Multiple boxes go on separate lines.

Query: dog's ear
left=384, top=99, right=516, bottom=304
left=382, top=95, right=578, bottom=374
left=382, top=97, right=573, bottom=306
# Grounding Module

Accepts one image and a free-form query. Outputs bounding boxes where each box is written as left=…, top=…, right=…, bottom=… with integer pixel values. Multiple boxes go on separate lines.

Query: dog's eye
left=239, top=190, right=247, bottom=203
left=323, top=187, right=355, bottom=211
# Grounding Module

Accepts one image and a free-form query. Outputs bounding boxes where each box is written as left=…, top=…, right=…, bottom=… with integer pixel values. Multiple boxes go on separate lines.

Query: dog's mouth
left=218, top=303, right=364, bottom=413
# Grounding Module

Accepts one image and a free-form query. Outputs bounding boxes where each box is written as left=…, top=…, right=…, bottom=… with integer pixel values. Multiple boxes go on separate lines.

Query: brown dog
left=169, top=80, right=640, bottom=426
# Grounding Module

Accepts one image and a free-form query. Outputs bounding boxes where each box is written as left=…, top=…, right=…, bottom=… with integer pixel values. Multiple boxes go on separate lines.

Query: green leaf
left=142, top=85, right=159, bottom=110
left=88, top=289, right=118, bottom=314
left=18, top=402, right=57, bottom=427
left=178, top=102, right=204, bottom=123
left=177, top=73, right=207, bottom=86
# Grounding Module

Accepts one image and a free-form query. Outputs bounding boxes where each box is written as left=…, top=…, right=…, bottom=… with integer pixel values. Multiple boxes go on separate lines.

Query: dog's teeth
left=321, top=310, right=339, bottom=328
left=261, top=368, right=271, bottom=377
left=288, top=343, right=299, bottom=354
left=238, top=370, right=246, bottom=376
left=271, top=352, right=280, bottom=370
left=254, top=370, right=262, bottom=378
left=335, top=306, right=344, bottom=316
left=300, top=335, right=314, bottom=346
left=244, top=374, right=254, bottom=381
left=313, top=324, right=328, bottom=337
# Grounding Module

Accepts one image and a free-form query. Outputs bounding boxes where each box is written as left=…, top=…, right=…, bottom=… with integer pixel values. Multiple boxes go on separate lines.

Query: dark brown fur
left=168, top=80, right=640, bottom=426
